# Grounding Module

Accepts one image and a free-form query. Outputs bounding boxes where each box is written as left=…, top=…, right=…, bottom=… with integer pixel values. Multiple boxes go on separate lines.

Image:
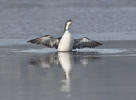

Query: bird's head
left=66, top=19, right=72, bottom=25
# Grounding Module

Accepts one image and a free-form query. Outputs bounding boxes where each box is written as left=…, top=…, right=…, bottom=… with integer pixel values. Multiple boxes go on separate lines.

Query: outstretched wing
left=27, top=35, right=61, bottom=49
left=73, top=37, right=102, bottom=49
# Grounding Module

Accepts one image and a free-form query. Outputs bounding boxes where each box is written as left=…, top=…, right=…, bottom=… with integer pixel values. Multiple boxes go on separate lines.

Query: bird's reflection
left=58, top=52, right=73, bottom=97
left=30, top=52, right=59, bottom=69
left=58, top=52, right=73, bottom=79
left=29, top=51, right=100, bottom=96
left=30, top=51, right=100, bottom=69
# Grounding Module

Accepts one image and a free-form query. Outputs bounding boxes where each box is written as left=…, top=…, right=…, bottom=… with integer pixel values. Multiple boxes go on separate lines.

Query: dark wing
left=73, top=37, right=102, bottom=49
left=27, top=35, right=61, bottom=49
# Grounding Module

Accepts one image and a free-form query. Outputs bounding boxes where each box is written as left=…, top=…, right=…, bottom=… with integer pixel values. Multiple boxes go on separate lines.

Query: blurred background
left=0, top=0, right=136, bottom=40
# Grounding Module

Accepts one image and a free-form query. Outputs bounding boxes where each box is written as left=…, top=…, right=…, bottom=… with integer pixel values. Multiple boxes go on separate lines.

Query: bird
left=27, top=19, right=102, bottom=52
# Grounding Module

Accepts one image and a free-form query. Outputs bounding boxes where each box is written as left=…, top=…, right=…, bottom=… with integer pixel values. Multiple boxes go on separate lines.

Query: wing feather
left=73, top=37, right=102, bottom=49
left=27, top=35, right=61, bottom=49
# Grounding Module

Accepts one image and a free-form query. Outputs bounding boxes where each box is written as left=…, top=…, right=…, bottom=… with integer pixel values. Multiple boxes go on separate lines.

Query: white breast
left=58, top=31, right=74, bottom=51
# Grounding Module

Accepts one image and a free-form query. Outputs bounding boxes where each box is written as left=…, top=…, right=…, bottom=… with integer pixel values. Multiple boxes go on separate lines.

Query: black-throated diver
left=27, top=19, right=102, bottom=51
